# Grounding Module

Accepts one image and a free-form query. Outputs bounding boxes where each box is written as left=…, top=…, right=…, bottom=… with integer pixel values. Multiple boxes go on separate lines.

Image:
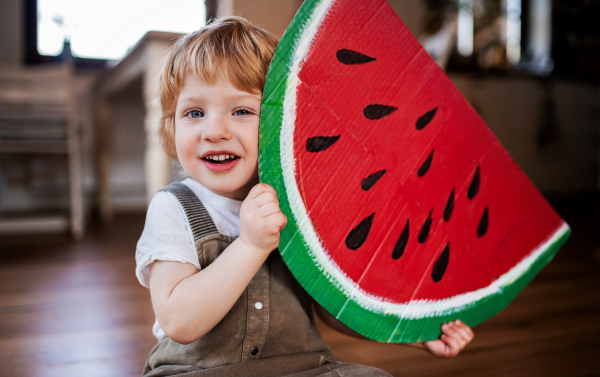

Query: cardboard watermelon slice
left=258, top=0, right=570, bottom=343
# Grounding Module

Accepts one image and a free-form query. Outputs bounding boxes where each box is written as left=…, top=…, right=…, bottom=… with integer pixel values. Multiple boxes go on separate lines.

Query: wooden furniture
left=0, top=64, right=84, bottom=239
left=96, top=31, right=183, bottom=221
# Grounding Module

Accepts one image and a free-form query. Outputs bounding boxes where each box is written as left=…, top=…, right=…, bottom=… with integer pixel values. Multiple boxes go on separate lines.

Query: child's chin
left=207, top=183, right=251, bottom=200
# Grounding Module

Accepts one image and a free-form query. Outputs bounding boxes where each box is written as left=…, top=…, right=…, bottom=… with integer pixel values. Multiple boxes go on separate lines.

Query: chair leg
left=68, top=122, right=84, bottom=240
left=97, top=98, right=113, bottom=223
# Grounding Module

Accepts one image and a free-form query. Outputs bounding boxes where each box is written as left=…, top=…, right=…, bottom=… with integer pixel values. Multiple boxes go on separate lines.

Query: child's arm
left=314, top=301, right=474, bottom=358
left=148, top=183, right=286, bottom=344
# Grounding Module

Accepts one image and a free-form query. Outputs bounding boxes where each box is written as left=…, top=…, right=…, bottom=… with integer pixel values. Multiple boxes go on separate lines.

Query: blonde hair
left=158, top=16, right=278, bottom=160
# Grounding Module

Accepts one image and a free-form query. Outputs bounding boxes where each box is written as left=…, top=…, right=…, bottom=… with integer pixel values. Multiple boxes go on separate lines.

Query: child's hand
left=239, top=183, right=287, bottom=255
left=411, top=320, right=474, bottom=358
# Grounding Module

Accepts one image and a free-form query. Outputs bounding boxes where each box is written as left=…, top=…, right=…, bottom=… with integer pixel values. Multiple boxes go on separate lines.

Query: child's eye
left=234, top=109, right=252, bottom=116
left=189, top=110, right=204, bottom=118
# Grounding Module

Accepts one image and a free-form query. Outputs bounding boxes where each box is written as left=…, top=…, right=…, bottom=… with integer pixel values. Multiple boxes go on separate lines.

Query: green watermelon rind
left=259, top=0, right=571, bottom=343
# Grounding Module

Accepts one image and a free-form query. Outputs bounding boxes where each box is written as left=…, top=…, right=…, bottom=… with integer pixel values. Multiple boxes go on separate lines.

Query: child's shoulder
left=136, top=184, right=199, bottom=288
left=145, top=188, right=192, bottom=236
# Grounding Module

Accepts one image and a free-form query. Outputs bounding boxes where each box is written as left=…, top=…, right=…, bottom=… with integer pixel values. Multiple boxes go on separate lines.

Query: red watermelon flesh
left=294, top=1, right=563, bottom=302
left=259, top=0, right=570, bottom=342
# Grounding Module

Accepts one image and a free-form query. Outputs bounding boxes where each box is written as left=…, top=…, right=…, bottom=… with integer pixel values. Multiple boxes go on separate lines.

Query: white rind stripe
left=350, top=222, right=570, bottom=318
left=280, top=0, right=569, bottom=320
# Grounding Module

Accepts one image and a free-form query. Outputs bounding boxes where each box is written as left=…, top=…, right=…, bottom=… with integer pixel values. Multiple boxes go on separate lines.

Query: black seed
left=336, top=49, right=376, bottom=65
left=443, top=188, right=455, bottom=222
left=361, top=170, right=386, bottom=191
left=392, top=220, right=409, bottom=260
left=416, top=107, right=438, bottom=130
left=477, top=206, right=489, bottom=238
left=418, top=209, right=433, bottom=244
left=346, top=213, right=375, bottom=250
left=432, top=242, right=450, bottom=283
left=467, top=166, right=481, bottom=200
left=306, top=135, right=341, bottom=153
left=417, top=150, right=434, bottom=177
left=364, top=105, right=398, bottom=120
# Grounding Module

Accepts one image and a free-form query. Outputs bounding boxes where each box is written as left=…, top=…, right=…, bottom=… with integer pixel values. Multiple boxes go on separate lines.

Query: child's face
left=175, top=75, right=262, bottom=200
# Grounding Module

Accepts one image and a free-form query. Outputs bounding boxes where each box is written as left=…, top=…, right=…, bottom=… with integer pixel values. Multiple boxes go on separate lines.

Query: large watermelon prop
left=258, top=0, right=570, bottom=343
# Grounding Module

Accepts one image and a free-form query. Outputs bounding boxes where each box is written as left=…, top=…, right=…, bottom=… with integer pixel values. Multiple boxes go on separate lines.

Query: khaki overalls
left=143, top=182, right=392, bottom=377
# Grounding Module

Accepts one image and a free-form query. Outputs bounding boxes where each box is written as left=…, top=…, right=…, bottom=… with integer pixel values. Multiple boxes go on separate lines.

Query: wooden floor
left=1, top=201, right=599, bottom=377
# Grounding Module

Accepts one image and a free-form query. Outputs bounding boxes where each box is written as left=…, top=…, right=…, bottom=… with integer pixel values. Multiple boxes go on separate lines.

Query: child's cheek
left=175, top=131, right=196, bottom=167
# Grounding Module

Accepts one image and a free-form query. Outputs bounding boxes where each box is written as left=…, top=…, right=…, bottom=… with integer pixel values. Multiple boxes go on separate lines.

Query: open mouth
left=202, top=154, right=240, bottom=165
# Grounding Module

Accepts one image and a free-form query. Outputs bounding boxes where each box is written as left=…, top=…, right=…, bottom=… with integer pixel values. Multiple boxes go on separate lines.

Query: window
left=422, top=0, right=555, bottom=74
left=26, top=0, right=215, bottom=65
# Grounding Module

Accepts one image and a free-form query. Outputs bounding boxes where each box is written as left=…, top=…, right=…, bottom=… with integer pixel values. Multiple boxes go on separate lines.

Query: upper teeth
left=206, top=154, right=236, bottom=161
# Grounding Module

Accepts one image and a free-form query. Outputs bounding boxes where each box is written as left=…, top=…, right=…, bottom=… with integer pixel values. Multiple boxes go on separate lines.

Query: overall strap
left=159, top=182, right=219, bottom=241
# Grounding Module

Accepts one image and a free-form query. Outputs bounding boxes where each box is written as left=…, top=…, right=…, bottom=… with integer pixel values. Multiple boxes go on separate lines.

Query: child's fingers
left=257, top=202, right=283, bottom=220
left=423, top=321, right=473, bottom=358
left=267, top=210, right=287, bottom=230
left=423, top=339, right=446, bottom=357
left=453, top=321, right=474, bottom=343
left=442, top=322, right=469, bottom=348
left=260, top=183, right=278, bottom=198
left=247, top=183, right=277, bottom=199
left=246, top=183, right=274, bottom=200
left=252, top=191, right=278, bottom=208
left=280, top=213, right=287, bottom=230
left=456, top=320, right=475, bottom=340
left=443, top=321, right=473, bottom=345
left=246, top=183, right=266, bottom=200
left=265, top=211, right=287, bottom=231
left=440, top=334, right=461, bottom=356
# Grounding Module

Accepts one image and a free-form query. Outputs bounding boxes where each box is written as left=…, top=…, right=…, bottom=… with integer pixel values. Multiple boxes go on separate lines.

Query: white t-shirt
left=135, top=178, right=243, bottom=339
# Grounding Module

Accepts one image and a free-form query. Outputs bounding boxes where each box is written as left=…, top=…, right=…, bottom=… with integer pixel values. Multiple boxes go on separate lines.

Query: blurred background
left=0, top=0, right=598, bottom=376
left=0, top=0, right=598, bottom=229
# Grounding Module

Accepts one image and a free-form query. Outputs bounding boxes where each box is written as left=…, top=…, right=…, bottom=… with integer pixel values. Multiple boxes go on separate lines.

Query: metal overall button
left=250, top=346, right=259, bottom=356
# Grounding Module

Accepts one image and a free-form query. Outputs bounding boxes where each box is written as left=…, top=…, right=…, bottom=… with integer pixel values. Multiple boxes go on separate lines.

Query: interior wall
left=218, top=0, right=303, bottom=39
left=450, top=75, right=599, bottom=195
left=217, top=0, right=424, bottom=37
left=0, top=0, right=22, bottom=65
left=108, top=80, right=147, bottom=211
left=387, top=0, right=425, bottom=36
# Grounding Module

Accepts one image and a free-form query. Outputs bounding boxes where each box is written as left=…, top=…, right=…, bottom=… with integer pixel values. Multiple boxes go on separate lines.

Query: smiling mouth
left=202, top=154, right=240, bottom=164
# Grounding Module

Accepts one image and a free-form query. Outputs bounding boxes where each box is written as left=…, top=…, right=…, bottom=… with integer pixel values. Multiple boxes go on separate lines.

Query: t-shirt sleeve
left=135, top=192, right=200, bottom=288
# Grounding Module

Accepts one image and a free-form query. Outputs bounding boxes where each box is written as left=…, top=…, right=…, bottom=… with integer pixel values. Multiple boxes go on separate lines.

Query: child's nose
left=202, top=114, right=232, bottom=141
